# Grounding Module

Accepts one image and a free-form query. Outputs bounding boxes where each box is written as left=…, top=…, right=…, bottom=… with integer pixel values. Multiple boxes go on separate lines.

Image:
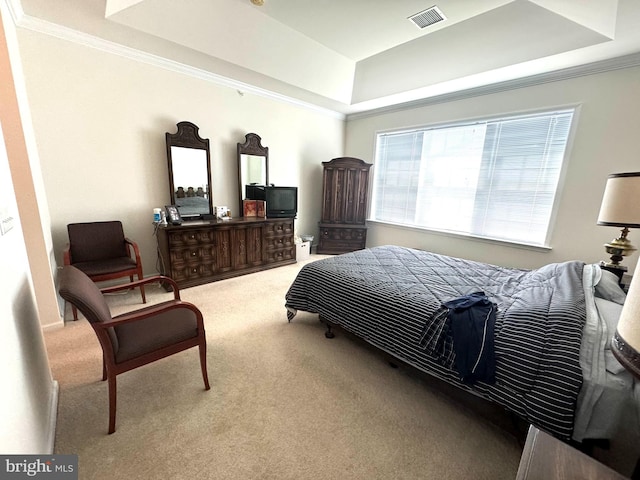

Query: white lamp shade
left=614, top=258, right=640, bottom=379
left=618, top=259, right=640, bottom=349
left=597, top=172, right=640, bottom=227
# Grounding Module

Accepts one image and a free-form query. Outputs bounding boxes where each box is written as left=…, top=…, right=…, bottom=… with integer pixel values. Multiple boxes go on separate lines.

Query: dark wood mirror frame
left=166, top=121, right=213, bottom=220
left=237, top=133, right=269, bottom=217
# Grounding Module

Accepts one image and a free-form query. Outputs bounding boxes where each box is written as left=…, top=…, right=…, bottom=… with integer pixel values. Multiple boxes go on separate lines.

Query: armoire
left=317, top=157, right=372, bottom=255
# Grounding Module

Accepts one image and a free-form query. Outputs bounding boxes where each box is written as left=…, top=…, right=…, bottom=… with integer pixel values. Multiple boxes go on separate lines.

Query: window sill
left=367, top=219, right=553, bottom=253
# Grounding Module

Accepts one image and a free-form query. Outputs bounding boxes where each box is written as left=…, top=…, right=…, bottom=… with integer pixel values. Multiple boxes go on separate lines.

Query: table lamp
left=599, top=172, right=640, bottom=480
left=612, top=258, right=640, bottom=378
left=597, top=172, right=640, bottom=272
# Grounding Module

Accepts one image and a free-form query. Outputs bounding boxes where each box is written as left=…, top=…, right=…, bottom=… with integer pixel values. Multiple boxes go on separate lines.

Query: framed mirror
left=166, top=121, right=212, bottom=220
left=237, top=133, right=269, bottom=217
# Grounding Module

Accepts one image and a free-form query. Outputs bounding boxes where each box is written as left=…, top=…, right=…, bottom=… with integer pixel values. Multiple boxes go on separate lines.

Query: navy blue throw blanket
left=444, top=291, right=496, bottom=385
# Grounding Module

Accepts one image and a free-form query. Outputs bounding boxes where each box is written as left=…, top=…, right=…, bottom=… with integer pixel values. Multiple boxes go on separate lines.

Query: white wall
left=15, top=27, right=345, bottom=304
left=346, top=66, right=640, bottom=271
left=0, top=2, right=57, bottom=453
left=0, top=135, right=56, bottom=453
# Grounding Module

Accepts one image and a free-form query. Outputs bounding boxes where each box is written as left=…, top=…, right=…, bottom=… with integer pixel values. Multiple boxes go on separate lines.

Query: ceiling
left=21, top=0, right=640, bottom=114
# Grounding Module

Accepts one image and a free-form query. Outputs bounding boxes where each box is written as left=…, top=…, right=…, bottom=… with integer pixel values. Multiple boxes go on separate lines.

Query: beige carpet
left=44, top=256, right=524, bottom=479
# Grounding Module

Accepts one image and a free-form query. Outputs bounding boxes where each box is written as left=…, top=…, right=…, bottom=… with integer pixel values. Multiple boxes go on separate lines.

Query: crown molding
left=8, top=5, right=346, bottom=120
left=4, top=0, right=23, bottom=23
left=6, top=0, right=640, bottom=123
left=346, top=52, right=640, bottom=120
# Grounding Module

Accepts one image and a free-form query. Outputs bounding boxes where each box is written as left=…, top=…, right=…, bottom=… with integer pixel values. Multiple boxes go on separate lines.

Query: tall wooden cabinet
left=157, top=217, right=295, bottom=289
left=317, top=157, right=372, bottom=255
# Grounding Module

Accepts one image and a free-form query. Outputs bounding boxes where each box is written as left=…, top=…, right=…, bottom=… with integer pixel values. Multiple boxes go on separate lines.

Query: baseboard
left=45, top=380, right=59, bottom=453
left=42, top=317, right=65, bottom=332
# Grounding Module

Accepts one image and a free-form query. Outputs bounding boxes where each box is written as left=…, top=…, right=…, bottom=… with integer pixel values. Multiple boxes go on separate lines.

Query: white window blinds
left=372, top=109, right=575, bottom=246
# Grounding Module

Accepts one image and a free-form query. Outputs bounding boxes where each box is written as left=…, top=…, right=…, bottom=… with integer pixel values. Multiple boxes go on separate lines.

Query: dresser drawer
left=170, top=261, right=215, bottom=284
left=264, top=246, right=295, bottom=263
left=320, top=227, right=367, bottom=241
left=318, top=238, right=366, bottom=253
left=264, top=220, right=294, bottom=237
left=265, top=235, right=294, bottom=251
left=317, top=226, right=367, bottom=254
left=168, top=229, right=215, bottom=247
left=168, top=245, right=216, bottom=263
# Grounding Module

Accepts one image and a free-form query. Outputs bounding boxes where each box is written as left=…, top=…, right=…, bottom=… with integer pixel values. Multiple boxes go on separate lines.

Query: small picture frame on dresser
left=214, top=206, right=230, bottom=220
left=243, top=200, right=257, bottom=217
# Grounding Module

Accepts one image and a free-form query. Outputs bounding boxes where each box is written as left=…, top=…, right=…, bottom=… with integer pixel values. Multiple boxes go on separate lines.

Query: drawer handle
left=191, top=251, right=197, bottom=256
left=192, top=268, right=197, bottom=273
left=189, top=234, right=196, bottom=239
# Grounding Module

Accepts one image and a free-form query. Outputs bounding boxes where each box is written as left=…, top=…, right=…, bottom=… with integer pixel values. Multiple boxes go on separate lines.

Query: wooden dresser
left=317, top=157, right=372, bottom=255
left=156, top=217, right=295, bottom=288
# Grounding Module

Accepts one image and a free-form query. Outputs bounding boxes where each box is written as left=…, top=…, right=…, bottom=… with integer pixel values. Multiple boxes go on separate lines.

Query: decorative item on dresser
left=156, top=217, right=295, bottom=289
left=317, top=157, right=372, bottom=255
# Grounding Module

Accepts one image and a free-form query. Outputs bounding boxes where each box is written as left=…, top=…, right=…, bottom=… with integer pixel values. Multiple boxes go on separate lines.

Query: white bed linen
left=573, top=264, right=635, bottom=441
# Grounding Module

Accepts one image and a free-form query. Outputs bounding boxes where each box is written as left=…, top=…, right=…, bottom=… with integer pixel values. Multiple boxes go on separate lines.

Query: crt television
left=245, top=185, right=298, bottom=218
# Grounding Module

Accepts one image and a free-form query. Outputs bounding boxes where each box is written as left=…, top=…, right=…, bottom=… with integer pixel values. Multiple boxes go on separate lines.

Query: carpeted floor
left=44, top=256, right=525, bottom=479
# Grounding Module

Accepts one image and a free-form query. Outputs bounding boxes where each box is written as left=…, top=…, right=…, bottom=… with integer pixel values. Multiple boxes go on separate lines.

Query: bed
left=285, top=245, right=635, bottom=442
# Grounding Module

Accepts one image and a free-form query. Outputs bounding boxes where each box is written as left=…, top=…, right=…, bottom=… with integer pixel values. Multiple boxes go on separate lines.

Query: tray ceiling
left=17, top=0, right=640, bottom=114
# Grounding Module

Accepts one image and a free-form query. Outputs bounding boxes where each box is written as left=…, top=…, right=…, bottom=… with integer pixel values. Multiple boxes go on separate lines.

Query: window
left=371, top=109, right=575, bottom=246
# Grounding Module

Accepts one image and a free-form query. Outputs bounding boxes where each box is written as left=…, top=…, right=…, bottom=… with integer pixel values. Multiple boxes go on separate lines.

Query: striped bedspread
left=285, top=245, right=586, bottom=439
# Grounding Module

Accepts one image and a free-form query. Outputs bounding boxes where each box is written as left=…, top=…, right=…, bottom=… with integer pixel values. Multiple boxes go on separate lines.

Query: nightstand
left=516, top=426, right=627, bottom=480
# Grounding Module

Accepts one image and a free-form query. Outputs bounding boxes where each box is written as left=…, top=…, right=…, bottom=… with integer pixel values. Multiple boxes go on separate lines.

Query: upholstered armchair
left=63, top=221, right=146, bottom=320
left=58, top=265, right=210, bottom=434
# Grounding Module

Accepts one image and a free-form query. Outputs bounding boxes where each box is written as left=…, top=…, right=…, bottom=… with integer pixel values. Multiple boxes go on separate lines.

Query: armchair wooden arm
left=99, top=300, right=204, bottom=329
left=124, top=237, right=142, bottom=265
left=100, top=275, right=181, bottom=300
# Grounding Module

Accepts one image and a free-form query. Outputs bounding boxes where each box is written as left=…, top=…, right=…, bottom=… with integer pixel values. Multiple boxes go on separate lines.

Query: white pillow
left=593, top=296, right=630, bottom=374
left=604, top=350, right=627, bottom=375
left=594, top=268, right=627, bottom=305
left=594, top=296, right=623, bottom=351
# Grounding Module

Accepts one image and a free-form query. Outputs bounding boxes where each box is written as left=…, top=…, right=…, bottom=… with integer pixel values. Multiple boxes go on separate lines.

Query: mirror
left=237, top=133, right=269, bottom=217
left=166, top=121, right=213, bottom=219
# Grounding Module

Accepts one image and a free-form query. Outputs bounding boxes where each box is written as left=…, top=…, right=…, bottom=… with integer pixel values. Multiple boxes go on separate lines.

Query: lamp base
left=603, top=227, right=637, bottom=267
left=611, top=330, right=640, bottom=380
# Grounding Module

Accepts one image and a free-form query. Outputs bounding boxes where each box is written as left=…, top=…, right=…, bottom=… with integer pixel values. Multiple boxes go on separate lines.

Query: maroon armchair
left=58, top=265, right=210, bottom=434
left=63, top=221, right=146, bottom=320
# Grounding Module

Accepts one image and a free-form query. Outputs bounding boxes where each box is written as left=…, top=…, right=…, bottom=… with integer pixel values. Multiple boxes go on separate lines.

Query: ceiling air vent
left=408, top=5, right=446, bottom=29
